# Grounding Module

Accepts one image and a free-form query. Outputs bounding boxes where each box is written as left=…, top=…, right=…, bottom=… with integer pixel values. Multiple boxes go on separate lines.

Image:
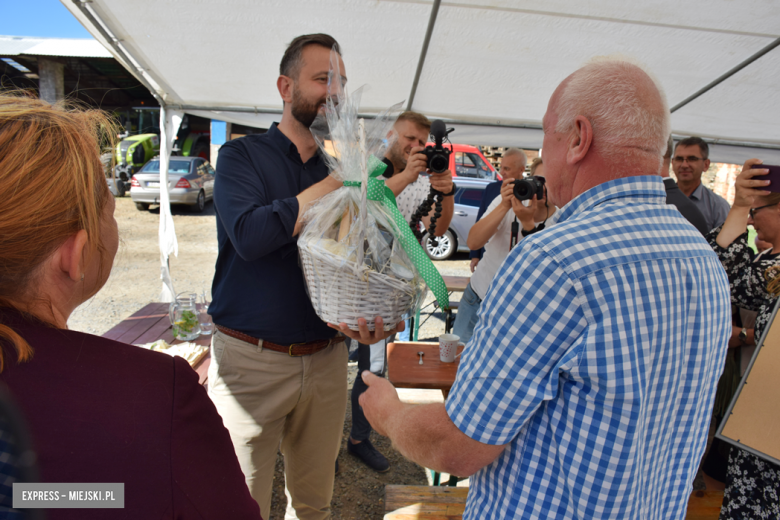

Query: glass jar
left=169, top=292, right=201, bottom=340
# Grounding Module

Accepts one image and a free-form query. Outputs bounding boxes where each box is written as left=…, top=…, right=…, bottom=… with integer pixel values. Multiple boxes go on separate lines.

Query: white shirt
left=389, top=175, right=431, bottom=224
left=470, top=197, right=554, bottom=300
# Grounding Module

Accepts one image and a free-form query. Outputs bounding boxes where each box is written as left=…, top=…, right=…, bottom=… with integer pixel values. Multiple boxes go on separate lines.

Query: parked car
left=130, top=156, right=215, bottom=212
left=426, top=143, right=499, bottom=180
left=420, top=177, right=495, bottom=260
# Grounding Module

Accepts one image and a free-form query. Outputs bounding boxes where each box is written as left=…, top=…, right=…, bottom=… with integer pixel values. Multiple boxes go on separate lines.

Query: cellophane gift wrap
left=297, top=54, right=430, bottom=331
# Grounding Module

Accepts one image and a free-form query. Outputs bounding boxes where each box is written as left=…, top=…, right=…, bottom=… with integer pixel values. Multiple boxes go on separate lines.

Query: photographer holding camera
left=453, top=156, right=556, bottom=344
left=347, top=111, right=454, bottom=473
left=382, top=113, right=455, bottom=227
left=468, top=148, right=527, bottom=273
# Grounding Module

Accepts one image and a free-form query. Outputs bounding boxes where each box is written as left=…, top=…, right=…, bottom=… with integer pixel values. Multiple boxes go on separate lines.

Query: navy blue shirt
left=469, top=180, right=502, bottom=259
left=209, top=123, right=335, bottom=344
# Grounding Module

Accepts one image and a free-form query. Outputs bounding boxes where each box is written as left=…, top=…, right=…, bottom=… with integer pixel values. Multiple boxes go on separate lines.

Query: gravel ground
left=68, top=195, right=471, bottom=519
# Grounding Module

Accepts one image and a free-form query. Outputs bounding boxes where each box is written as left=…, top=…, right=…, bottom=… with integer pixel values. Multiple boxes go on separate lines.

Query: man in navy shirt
left=208, top=34, right=399, bottom=520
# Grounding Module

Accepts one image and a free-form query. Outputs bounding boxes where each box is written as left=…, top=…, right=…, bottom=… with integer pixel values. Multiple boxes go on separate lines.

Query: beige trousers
left=208, top=330, right=348, bottom=520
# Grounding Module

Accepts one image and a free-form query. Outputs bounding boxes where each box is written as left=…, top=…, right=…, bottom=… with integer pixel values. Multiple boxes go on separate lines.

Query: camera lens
left=512, top=179, right=534, bottom=201
left=429, top=154, right=448, bottom=173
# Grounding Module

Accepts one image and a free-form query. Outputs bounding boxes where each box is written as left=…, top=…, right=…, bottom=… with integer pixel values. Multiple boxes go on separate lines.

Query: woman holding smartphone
left=707, top=158, right=780, bottom=519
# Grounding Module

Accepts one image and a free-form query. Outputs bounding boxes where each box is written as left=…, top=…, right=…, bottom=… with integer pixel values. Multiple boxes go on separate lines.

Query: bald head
left=542, top=57, right=670, bottom=206
left=555, top=57, right=670, bottom=165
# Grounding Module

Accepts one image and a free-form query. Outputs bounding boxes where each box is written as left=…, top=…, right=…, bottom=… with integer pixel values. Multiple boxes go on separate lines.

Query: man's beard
left=291, top=85, right=324, bottom=129
left=386, top=141, right=408, bottom=172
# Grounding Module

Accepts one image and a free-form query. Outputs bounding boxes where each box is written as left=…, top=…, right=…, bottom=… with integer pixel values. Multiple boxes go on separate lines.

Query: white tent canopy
left=62, top=0, right=780, bottom=299
left=64, top=0, right=780, bottom=163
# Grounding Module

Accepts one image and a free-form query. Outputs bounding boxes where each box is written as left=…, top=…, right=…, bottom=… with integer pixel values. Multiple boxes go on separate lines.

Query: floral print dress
left=707, top=227, right=780, bottom=519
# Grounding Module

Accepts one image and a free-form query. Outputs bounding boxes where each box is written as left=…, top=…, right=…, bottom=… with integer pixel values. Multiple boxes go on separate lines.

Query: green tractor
left=110, top=107, right=161, bottom=197
left=112, top=133, right=160, bottom=196
left=109, top=109, right=211, bottom=196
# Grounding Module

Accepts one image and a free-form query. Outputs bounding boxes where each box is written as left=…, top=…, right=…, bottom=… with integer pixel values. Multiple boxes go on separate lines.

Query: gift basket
left=298, top=52, right=448, bottom=331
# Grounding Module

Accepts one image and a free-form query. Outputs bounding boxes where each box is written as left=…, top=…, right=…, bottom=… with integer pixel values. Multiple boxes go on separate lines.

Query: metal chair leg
left=444, top=308, right=453, bottom=334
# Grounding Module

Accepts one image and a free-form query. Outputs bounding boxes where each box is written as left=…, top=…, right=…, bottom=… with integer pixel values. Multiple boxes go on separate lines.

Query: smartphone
left=750, top=164, right=780, bottom=193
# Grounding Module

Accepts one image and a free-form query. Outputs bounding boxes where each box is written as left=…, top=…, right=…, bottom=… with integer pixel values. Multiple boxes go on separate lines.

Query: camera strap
left=510, top=218, right=519, bottom=251
left=380, top=157, right=395, bottom=177
left=521, top=222, right=546, bottom=238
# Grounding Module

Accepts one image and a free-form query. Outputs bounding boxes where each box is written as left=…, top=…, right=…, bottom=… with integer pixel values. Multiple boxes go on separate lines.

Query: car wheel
left=135, top=202, right=150, bottom=211
left=192, top=190, right=206, bottom=213
left=423, top=230, right=456, bottom=261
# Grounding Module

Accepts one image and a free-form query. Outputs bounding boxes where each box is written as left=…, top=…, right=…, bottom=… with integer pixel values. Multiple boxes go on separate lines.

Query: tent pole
left=671, top=37, right=780, bottom=113
left=407, top=0, right=441, bottom=111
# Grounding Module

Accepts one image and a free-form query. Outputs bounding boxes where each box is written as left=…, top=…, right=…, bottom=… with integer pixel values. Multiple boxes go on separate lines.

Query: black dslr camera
left=423, top=120, right=452, bottom=174
left=512, top=175, right=545, bottom=201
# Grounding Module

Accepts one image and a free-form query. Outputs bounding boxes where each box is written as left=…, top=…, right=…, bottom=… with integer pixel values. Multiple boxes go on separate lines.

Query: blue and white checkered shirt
left=446, top=176, right=730, bottom=519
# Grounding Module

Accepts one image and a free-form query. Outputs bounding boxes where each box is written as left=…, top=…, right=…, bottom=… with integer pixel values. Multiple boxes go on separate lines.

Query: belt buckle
left=288, top=342, right=305, bottom=356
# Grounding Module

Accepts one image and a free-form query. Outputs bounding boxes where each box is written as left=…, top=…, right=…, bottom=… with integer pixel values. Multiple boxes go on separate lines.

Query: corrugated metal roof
left=0, top=36, right=112, bottom=58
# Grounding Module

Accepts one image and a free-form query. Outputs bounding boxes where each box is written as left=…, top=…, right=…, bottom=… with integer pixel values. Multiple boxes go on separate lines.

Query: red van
left=427, top=143, right=499, bottom=180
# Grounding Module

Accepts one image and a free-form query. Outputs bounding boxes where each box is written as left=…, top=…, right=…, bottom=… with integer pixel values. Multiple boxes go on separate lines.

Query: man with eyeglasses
left=672, top=136, right=730, bottom=231
left=661, top=135, right=709, bottom=235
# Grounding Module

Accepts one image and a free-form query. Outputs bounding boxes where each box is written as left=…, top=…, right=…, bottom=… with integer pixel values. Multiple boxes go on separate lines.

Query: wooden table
left=388, top=341, right=464, bottom=485
left=387, top=342, right=464, bottom=397
left=442, top=275, right=469, bottom=293
left=411, top=275, right=470, bottom=338
left=102, top=302, right=212, bottom=386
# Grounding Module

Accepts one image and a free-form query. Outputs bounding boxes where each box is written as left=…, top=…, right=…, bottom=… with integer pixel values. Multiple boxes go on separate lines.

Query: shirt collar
left=689, top=182, right=705, bottom=200
left=267, top=123, right=321, bottom=165
left=548, top=176, right=667, bottom=227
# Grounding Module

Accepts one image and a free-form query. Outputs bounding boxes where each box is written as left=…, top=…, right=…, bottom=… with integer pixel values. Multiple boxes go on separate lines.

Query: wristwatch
left=739, top=327, right=748, bottom=343
left=441, top=185, right=457, bottom=197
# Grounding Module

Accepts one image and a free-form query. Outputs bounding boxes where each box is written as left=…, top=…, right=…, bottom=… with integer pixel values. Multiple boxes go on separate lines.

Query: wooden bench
left=383, top=486, right=723, bottom=519
left=384, top=485, right=468, bottom=520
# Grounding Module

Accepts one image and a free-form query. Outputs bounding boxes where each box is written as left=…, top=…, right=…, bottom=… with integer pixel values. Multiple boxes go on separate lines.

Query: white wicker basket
left=299, top=119, right=419, bottom=331
left=299, top=242, right=415, bottom=331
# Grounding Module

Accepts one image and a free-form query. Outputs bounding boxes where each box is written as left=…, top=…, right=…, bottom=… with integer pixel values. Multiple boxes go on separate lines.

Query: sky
left=0, top=0, right=93, bottom=38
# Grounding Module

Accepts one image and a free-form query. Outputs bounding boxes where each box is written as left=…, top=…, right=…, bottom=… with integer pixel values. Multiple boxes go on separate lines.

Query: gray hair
left=503, top=147, right=528, bottom=168
left=555, top=55, right=670, bottom=166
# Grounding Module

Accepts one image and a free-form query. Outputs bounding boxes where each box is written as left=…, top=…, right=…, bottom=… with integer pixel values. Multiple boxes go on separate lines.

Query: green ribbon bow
left=343, top=155, right=449, bottom=310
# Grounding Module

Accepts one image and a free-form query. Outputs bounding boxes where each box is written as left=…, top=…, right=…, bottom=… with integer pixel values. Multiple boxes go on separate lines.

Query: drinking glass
left=198, top=291, right=214, bottom=336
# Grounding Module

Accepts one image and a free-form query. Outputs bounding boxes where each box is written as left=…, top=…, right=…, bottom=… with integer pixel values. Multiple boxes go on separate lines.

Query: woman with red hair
left=0, top=94, right=261, bottom=520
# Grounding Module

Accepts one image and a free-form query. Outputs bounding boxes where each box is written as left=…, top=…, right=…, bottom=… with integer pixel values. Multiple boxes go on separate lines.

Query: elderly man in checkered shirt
left=359, top=57, right=731, bottom=520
